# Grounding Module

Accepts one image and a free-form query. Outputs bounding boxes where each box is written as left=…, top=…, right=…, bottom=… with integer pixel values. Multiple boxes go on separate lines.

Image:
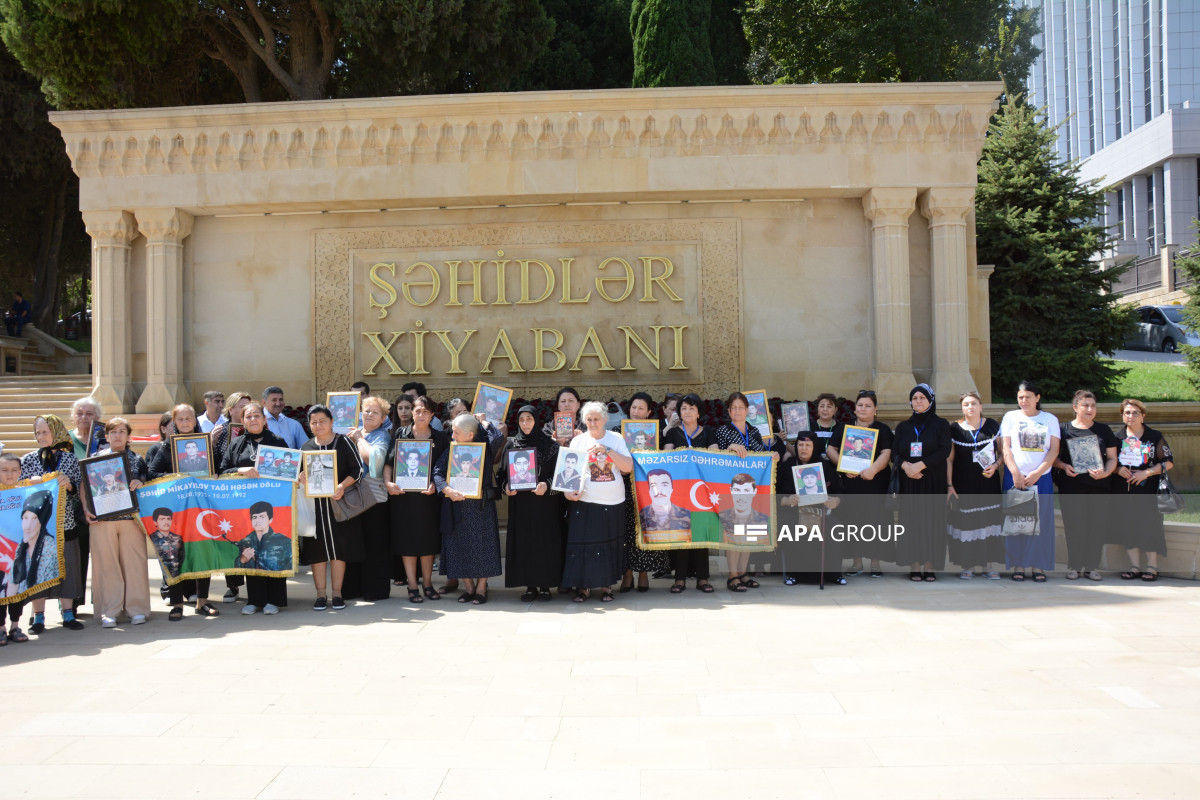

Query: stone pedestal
left=135, top=208, right=194, bottom=413
left=863, top=188, right=917, bottom=401
left=920, top=187, right=978, bottom=399
left=82, top=211, right=137, bottom=413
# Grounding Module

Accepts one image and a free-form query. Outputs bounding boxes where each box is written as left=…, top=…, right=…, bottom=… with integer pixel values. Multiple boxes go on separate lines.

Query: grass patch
left=56, top=338, right=91, bottom=353
left=1165, top=493, right=1200, bottom=524
left=1099, top=359, right=1199, bottom=403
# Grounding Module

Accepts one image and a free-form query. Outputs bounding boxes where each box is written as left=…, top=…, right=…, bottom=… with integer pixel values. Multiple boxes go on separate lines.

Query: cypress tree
left=630, top=0, right=716, bottom=87
left=976, top=97, right=1133, bottom=401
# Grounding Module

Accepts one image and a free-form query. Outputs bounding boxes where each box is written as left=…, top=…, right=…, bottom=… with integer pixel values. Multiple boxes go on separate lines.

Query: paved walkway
left=3, top=569, right=1198, bottom=799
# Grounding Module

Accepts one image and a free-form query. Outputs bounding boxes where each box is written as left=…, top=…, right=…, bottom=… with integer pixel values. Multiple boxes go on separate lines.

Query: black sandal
left=168, top=606, right=184, bottom=622
left=195, top=603, right=220, bottom=617
left=423, top=586, right=441, bottom=600
left=1032, top=571, right=1047, bottom=582
left=537, top=590, right=552, bottom=602
left=669, top=581, right=686, bottom=594
left=738, top=574, right=760, bottom=589
left=1142, top=567, right=1159, bottom=582
left=696, top=581, right=715, bottom=593
left=1120, top=568, right=1143, bottom=580
left=599, top=589, right=615, bottom=602
left=573, top=590, right=591, bottom=603
left=910, top=571, right=923, bottom=582
left=726, top=577, right=747, bottom=593
left=520, top=590, right=537, bottom=602
left=457, top=591, right=475, bottom=603
left=408, top=588, right=424, bottom=603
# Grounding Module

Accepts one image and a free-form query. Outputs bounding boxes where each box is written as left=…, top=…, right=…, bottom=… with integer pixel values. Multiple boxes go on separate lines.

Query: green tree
left=976, top=97, right=1133, bottom=401
left=1176, top=232, right=1200, bottom=388
left=511, top=0, right=634, bottom=92
left=743, top=0, right=1038, bottom=92
left=630, top=0, right=746, bottom=88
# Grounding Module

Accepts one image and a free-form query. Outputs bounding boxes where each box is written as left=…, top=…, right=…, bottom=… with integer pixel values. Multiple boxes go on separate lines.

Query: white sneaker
left=101, top=616, right=116, bottom=628
left=131, top=615, right=147, bottom=625
left=241, top=605, right=259, bottom=615
left=263, top=604, right=279, bottom=615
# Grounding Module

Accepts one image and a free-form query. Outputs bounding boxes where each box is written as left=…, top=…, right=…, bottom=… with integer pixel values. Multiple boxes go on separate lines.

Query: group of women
left=0, top=381, right=1177, bottom=642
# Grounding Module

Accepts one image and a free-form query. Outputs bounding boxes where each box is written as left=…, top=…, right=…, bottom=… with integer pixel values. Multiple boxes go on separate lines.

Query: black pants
left=6, top=602, right=23, bottom=623
left=225, top=574, right=244, bottom=591
left=73, top=522, right=90, bottom=607
left=247, top=576, right=287, bottom=607
left=671, top=549, right=710, bottom=581
left=168, top=577, right=211, bottom=605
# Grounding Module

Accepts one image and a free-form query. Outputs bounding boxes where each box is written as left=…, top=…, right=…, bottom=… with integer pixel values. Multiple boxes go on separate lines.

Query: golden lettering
left=368, top=263, right=398, bottom=319
left=569, top=327, right=616, bottom=371
left=668, top=325, right=689, bottom=369
left=639, top=256, right=684, bottom=302
left=409, top=328, right=430, bottom=375
left=530, top=328, right=566, bottom=372
left=480, top=329, right=526, bottom=374
left=361, top=331, right=407, bottom=376
left=559, top=257, right=591, bottom=303
left=517, top=259, right=555, bottom=304
left=490, top=259, right=511, bottom=305
left=618, top=325, right=664, bottom=370
left=401, top=262, right=440, bottom=306
left=445, top=260, right=486, bottom=307
left=594, top=257, right=635, bottom=303
left=432, top=329, right=477, bottom=374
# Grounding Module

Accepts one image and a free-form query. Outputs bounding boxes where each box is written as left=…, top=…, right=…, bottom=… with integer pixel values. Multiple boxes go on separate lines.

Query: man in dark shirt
left=149, top=508, right=184, bottom=579
left=237, top=501, right=292, bottom=572
left=5, top=292, right=31, bottom=337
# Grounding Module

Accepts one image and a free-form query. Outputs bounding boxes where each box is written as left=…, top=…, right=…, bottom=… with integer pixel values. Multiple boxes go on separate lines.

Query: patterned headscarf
left=36, top=414, right=72, bottom=472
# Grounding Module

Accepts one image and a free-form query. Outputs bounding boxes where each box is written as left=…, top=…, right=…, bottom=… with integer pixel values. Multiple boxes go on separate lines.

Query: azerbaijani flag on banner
left=136, top=475, right=296, bottom=584
left=632, top=448, right=775, bottom=551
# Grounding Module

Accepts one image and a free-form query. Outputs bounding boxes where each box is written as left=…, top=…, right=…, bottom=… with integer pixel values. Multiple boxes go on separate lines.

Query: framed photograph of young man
left=792, top=463, right=828, bottom=506
left=448, top=442, right=485, bottom=499
left=506, top=448, right=539, bottom=491
left=255, top=447, right=303, bottom=482
left=836, top=425, right=879, bottom=474
left=302, top=451, right=338, bottom=498
left=551, top=448, right=586, bottom=493
left=81, top=451, right=138, bottom=521
left=171, top=433, right=214, bottom=478
left=472, top=382, right=512, bottom=427
left=743, top=389, right=773, bottom=440
left=780, top=402, right=810, bottom=441
left=621, top=420, right=659, bottom=452
left=393, top=440, right=432, bottom=491
left=326, top=391, right=362, bottom=435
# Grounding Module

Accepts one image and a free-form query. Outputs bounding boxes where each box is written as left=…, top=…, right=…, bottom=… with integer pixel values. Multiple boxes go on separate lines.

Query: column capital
left=919, top=187, right=975, bottom=224
left=135, top=208, right=194, bottom=243
left=82, top=210, right=137, bottom=246
left=862, top=187, right=917, bottom=226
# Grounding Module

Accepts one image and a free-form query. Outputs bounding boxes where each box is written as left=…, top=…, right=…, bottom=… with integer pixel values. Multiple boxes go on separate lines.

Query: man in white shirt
left=262, top=386, right=308, bottom=449
left=198, top=390, right=224, bottom=433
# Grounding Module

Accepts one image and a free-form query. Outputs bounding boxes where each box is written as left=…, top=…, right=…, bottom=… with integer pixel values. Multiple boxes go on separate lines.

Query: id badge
left=909, top=442, right=923, bottom=458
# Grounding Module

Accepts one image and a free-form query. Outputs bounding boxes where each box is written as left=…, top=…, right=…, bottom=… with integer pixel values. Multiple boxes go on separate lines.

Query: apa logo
left=733, top=523, right=768, bottom=542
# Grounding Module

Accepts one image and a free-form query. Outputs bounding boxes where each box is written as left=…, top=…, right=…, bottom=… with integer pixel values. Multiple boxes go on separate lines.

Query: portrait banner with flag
left=633, top=448, right=776, bottom=552
left=0, top=473, right=65, bottom=605
left=136, top=475, right=297, bottom=585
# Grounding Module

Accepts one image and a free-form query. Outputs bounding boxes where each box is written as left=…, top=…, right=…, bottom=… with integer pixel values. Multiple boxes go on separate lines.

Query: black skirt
left=300, top=497, right=364, bottom=563
left=390, top=491, right=442, bottom=557
left=561, top=501, right=624, bottom=589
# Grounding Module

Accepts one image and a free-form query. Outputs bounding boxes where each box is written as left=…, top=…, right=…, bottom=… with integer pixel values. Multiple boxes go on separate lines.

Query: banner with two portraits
left=632, top=449, right=776, bottom=552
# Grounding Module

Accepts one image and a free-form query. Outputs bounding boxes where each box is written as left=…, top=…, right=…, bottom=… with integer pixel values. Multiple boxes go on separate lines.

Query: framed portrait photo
left=171, top=433, right=214, bottom=478
left=255, top=446, right=303, bottom=482
left=393, top=440, right=432, bottom=491
left=836, top=425, right=879, bottom=474
left=86, top=419, right=106, bottom=457
left=472, top=381, right=513, bottom=427
left=792, top=463, right=828, bottom=506
left=550, top=448, right=586, bottom=494
left=553, top=411, right=576, bottom=440
left=506, top=448, right=538, bottom=491
left=448, top=442, right=485, bottom=499
left=81, top=451, right=138, bottom=521
left=780, top=402, right=810, bottom=441
left=621, top=419, right=659, bottom=452
left=742, top=389, right=773, bottom=440
left=302, top=451, right=338, bottom=498
left=326, top=391, right=362, bottom=435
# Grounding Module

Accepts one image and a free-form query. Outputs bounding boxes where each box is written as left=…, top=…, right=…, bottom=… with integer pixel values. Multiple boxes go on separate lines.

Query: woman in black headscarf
left=892, top=384, right=952, bottom=581
left=502, top=405, right=563, bottom=601
left=781, top=431, right=845, bottom=586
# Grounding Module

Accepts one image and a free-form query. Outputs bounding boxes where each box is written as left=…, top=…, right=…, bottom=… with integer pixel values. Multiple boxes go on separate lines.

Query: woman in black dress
left=385, top=395, right=448, bottom=602
left=299, top=404, right=363, bottom=611
left=618, top=392, right=669, bottom=593
left=1113, top=398, right=1173, bottom=582
left=946, top=391, right=1005, bottom=579
left=502, top=405, right=562, bottom=601
left=220, top=402, right=289, bottom=614
left=1054, top=390, right=1119, bottom=581
left=662, top=393, right=717, bottom=593
left=892, top=384, right=952, bottom=581
left=829, top=390, right=894, bottom=577
left=781, top=430, right=845, bottom=585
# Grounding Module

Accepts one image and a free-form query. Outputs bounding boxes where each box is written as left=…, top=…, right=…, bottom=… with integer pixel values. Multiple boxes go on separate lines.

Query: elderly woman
left=444, top=397, right=469, bottom=426
left=1054, top=390, right=1119, bottom=581
left=67, top=396, right=103, bottom=608
left=220, top=401, right=289, bottom=614
left=300, top=404, right=363, bottom=611
left=999, top=380, right=1060, bottom=582
left=560, top=401, right=632, bottom=603
left=386, top=395, right=448, bottom=601
left=619, top=392, right=669, bottom=593
left=502, top=405, right=563, bottom=601
left=892, top=384, right=952, bottom=581
left=213, top=389, right=253, bottom=603
left=1113, top=398, right=1173, bottom=581
left=347, top=395, right=393, bottom=602
left=85, top=418, right=150, bottom=627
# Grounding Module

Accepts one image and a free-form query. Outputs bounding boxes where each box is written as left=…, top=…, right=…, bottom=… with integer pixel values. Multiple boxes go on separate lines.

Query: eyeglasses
left=1122, top=409, right=1143, bottom=417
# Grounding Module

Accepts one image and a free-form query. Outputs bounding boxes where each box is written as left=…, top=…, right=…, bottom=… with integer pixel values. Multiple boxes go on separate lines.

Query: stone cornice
left=919, top=186, right=976, bottom=224
left=81, top=210, right=137, bottom=246
left=135, top=208, right=194, bottom=243
left=862, top=187, right=918, bottom=225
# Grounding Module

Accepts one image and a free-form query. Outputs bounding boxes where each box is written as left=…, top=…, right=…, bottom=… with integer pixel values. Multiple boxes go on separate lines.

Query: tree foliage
left=1176, top=231, right=1200, bottom=389
left=743, top=0, right=1039, bottom=92
left=510, top=0, right=634, bottom=92
left=976, top=97, right=1133, bottom=401
left=631, top=0, right=746, bottom=88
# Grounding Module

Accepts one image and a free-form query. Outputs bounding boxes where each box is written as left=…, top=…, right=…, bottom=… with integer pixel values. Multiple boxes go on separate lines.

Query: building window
left=1112, top=1, right=1121, bottom=138
left=1147, top=172, right=1156, bottom=254
left=1142, top=0, right=1151, bottom=122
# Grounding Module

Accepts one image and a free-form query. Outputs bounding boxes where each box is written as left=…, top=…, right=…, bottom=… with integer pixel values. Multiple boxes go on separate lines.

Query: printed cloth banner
left=633, top=448, right=776, bottom=551
left=0, top=473, right=65, bottom=604
left=136, top=475, right=297, bottom=585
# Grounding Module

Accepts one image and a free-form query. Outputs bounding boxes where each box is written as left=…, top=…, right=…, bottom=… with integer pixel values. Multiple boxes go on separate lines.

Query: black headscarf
left=908, top=383, right=937, bottom=426
left=511, top=405, right=547, bottom=449
left=794, top=430, right=822, bottom=465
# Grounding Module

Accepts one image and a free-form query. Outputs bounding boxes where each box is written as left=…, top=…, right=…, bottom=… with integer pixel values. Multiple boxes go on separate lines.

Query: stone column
left=862, top=188, right=918, bottom=400
left=920, top=187, right=979, bottom=398
left=1163, top=157, right=1196, bottom=248
left=1131, top=174, right=1151, bottom=256
left=81, top=211, right=137, bottom=413
left=135, top=208, right=194, bottom=413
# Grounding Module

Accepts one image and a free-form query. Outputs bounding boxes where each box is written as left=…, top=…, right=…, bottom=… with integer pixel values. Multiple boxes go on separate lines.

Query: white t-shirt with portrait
left=1000, top=409, right=1061, bottom=476
left=569, top=430, right=630, bottom=506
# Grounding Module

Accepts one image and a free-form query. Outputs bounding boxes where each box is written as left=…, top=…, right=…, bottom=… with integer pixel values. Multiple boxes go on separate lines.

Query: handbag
left=1157, top=473, right=1185, bottom=514
left=1001, top=486, right=1038, bottom=535
left=884, top=461, right=901, bottom=513
left=330, top=436, right=380, bottom=522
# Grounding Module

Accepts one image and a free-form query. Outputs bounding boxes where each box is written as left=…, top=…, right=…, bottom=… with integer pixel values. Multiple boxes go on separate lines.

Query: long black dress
left=892, top=413, right=952, bottom=569
left=831, top=420, right=895, bottom=564
left=501, top=429, right=564, bottom=589
left=433, top=423, right=504, bottom=579
left=299, top=434, right=364, bottom=564
left=946, top=419, right=1005, bottom=570
left=1111, top=424, right=1173, bottom=557
left=1056, top=420, right=1120, bottom=571
left=388, top=425, right=449, bottom=559
left=663, top=425, right=717, bottom=581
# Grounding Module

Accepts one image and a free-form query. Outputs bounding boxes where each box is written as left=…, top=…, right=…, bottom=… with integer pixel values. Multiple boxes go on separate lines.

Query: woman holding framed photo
left=946, top=391, right=1005, bottom=580
left=502, top=405, right=562, bottom=602
left=385, top=395, right=448, bottom=602
left=433, top=413, right=504, bottom=605
left=86, top=418, right=150, bottom=628
left=346, top=395, right=393, bottom=602
left=999, top=380, right=1060, bottom=582
left=618, top=392, right=668, bottom=593
left=892, top=384, right=952, bottom=582
left=1112, top=398, right=1173, bottom=582
left=299, top=404, right=363, bottom=611
left=829, top=390, right=895, bottom=578
left=662, top=393, right=719, bottom=593
left=1053, top=390, right=1118, bottom=581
